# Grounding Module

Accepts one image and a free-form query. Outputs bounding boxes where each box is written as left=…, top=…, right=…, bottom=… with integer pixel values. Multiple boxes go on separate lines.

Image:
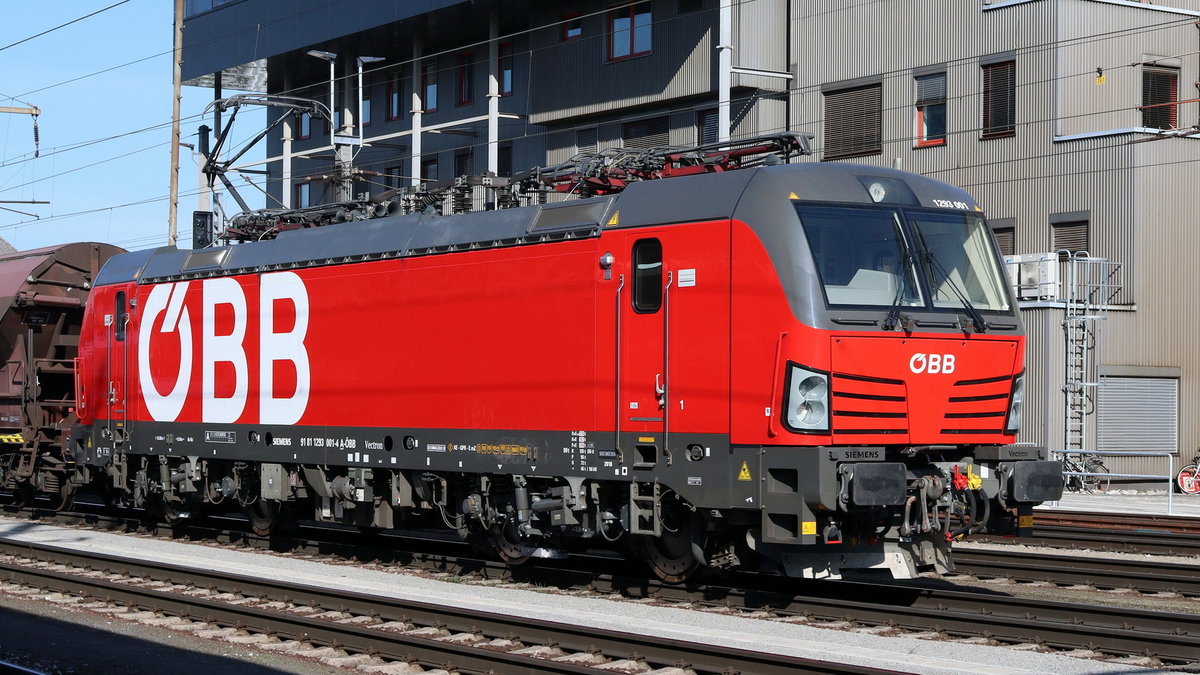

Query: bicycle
left=1176, top=450, right=1200, bottom=495
left=1061, top=452, right=1110, bottom=493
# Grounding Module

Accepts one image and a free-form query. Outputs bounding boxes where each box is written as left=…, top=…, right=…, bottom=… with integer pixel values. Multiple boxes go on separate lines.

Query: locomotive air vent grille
left=940, top=374, right=1011, bottom=434
left=830, top=372, right=908, bottom=436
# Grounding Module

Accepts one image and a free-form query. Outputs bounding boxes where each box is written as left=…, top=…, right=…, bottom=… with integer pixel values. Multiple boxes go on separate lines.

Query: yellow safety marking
left=788, top=192, right=800, bottom=200
left=802, top=521, right=817, bottom=536
left=638, top=436, right=655, bottom=443
left=1095, top=72, right=1107, bottom=85
left=1018, top=515, right=1034, bottom=529
left=0, top=434, right=23, bottom=444
left=737, top=461, right=752, bottom=482
left=606, top=211, right=620, bottom=227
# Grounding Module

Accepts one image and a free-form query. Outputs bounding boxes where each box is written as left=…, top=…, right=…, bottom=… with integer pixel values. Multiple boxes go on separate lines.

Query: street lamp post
left=357, top=56, right=385, bottom=146
left=306, top=49, right=337, bottom=133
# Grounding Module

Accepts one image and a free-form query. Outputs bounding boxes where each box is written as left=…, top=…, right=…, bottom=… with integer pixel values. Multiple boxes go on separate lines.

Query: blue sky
left=0, top=1, right=263, bottom=252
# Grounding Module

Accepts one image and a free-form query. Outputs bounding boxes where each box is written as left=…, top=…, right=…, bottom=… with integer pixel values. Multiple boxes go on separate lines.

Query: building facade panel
left=1054, top=1, right=1200, bottom=138
left=527, top=0, right=714, bottom=124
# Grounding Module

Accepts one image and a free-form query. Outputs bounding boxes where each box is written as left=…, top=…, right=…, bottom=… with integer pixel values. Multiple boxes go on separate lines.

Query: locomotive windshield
left=797, top=204, right=1010, bottom=312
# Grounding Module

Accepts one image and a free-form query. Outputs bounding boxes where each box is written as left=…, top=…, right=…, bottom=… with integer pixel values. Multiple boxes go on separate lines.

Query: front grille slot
left=831, top=373, right=908, bottom=436
left=942, top=375, right=1012, bottom=434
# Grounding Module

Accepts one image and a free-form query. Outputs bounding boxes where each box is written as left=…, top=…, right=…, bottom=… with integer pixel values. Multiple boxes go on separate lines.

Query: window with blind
left=576, top=127, right=598, bottom=155
left=823, top=83, right=882, bottom=160
left=456, top=52, right=474, bottom=106
left=1053, top=220, right=1088, bottom=259
left=697, top=108, right=718, bottom=145
left=1142, top=66, right=1179, bottom=129
left=499, top=42, right=514, bottom=96
left=982, top=60, right=1015, bottom=138
left=422, top=157, right=438, bottom=181
left=421, top=63, right=438, bottom=113
left=990, top=217, right=1015, bottom=257
left=387, top=75, right=403, bottom=120
left=386, top=166, right=404, bottom=189
left=454, top=151, right=474, bottom=177
left=623, top=116, right=669, bottom=149
left=914, top=73, right=947, bottom=147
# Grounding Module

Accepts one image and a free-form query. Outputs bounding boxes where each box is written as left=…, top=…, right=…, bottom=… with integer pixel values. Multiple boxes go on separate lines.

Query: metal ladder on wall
left=1060, top=252, right=1121, bottom=453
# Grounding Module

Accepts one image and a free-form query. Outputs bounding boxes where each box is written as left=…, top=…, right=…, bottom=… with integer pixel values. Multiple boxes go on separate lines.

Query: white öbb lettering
left=138, top=272, right=311, bottom=424
left=908, top=353, right=956, bottom=374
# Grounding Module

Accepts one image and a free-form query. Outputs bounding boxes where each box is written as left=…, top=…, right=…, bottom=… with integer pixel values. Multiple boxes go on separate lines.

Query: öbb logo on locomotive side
left=136, top=272, right=311, bottom=424
left=908, top=353, right=956, bottom=374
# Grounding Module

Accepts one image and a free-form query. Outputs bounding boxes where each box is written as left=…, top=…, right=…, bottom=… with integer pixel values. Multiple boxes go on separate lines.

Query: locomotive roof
left=97, top=163, right=981, bottom=286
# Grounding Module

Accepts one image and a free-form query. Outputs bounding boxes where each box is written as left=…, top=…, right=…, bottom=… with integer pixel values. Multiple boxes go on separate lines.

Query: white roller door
left=1097, top=376, right=1178, bottom=455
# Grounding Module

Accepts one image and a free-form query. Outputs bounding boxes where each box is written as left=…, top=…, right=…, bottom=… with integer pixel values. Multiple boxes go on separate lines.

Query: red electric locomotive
left=70, top=134, right=1062, bottom=580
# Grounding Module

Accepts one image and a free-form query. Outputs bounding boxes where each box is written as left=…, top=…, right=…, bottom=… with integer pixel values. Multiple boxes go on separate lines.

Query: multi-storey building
left=181, top=0, right=1200, bottom=481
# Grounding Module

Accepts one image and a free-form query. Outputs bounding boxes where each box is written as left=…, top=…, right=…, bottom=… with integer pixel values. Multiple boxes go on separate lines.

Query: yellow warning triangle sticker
left=738, top=461, right=752, bottom=481
left=606, top=210, right=620, bottom=227
left=788, top=192, right=800, bottom=200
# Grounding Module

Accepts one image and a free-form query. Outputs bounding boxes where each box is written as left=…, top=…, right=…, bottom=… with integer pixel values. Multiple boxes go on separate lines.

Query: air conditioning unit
left=1004, top=253, right=1059, bottom=300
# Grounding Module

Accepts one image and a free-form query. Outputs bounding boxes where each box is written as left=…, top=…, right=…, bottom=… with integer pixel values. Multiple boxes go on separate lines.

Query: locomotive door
left=103, top=289, right=130, bottom=443
left=619, top=235, right=669, bottom=468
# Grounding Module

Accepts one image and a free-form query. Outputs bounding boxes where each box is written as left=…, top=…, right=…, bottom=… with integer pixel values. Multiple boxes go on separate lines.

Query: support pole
left=410, top=36, right=424, bottom=188
left=168, top=0, right=184, bottom=246
left=718, top=0, right=732, bottom=143
left=487, top=10, right=499, bottom=174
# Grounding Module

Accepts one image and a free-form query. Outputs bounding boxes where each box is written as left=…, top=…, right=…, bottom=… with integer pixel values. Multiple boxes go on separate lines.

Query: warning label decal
left=737, top=461, right=752, bottom=481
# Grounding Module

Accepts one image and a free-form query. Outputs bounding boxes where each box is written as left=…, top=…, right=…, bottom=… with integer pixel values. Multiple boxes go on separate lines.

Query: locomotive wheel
left=47, top=482, right=76, bottom=512
left=244, top=499, right=279, bottom=536
left=633, top=499, right=700, bottom=583
left=490, top=519, right=535, bottom=564
left=153, top=495, right=190, bottom=524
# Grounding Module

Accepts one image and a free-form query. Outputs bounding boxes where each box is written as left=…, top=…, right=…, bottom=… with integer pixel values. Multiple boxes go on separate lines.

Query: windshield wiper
left=923, top=250, right=989, bottom=334
left=882, top=254, right=915, bottom=332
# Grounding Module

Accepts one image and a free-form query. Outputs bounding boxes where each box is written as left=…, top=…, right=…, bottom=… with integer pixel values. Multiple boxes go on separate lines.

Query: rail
left=1049, top=449, right=1176, bottom=514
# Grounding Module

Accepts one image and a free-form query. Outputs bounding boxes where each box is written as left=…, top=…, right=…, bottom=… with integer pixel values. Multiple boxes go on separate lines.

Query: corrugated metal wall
left=732, top=0, right=788, bottom=90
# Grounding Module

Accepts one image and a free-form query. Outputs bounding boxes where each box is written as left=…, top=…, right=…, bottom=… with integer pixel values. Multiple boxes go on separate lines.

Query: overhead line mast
left=0, top=103, right=47, bottom=216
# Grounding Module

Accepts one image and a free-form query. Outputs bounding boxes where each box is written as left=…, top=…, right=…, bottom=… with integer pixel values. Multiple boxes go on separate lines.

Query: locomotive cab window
left=114, top=291, right=127, bottom=342
left=909, top=211, right=1010, bottom=312
left=632, top=238, right=663, bottom=313
left=796, top=206, right=922, bottom=308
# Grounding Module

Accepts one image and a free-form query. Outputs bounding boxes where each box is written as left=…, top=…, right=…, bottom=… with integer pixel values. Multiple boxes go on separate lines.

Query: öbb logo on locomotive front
left=908, top=353, right=957, bottom=374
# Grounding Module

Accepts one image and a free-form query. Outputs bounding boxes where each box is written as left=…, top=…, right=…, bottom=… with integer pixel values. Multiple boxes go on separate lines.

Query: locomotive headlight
left=784, top=363, right=830, bottom=433
left=1005, top=371, right=1025, bottom=435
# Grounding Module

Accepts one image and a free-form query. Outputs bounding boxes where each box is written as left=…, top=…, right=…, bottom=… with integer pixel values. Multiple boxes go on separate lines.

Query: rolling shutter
left=622, top=116, right=669, bottom=149
left=915, top=73, right=946, bottom=106
left=1097, top=377, right=1178, bottom=454
left=983, top=61, right=1015, bottom=136
left=1052, top=220, right=1088, bottom=257
left=575, top=127, right=598, bottom=155
left=1142, top=66, right=1179, bottom=129
left=824, top=84, right=882, bottom=159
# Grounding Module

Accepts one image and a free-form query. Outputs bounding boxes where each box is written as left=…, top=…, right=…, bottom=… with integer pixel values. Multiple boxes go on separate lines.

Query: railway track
left=973, top=510, right=1200, bottom=556
left=1, top=504, right=1197, bottom=666
left=951, top=548, right=1200, bottom=597
left=0, top=537, right=882, bottom=675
